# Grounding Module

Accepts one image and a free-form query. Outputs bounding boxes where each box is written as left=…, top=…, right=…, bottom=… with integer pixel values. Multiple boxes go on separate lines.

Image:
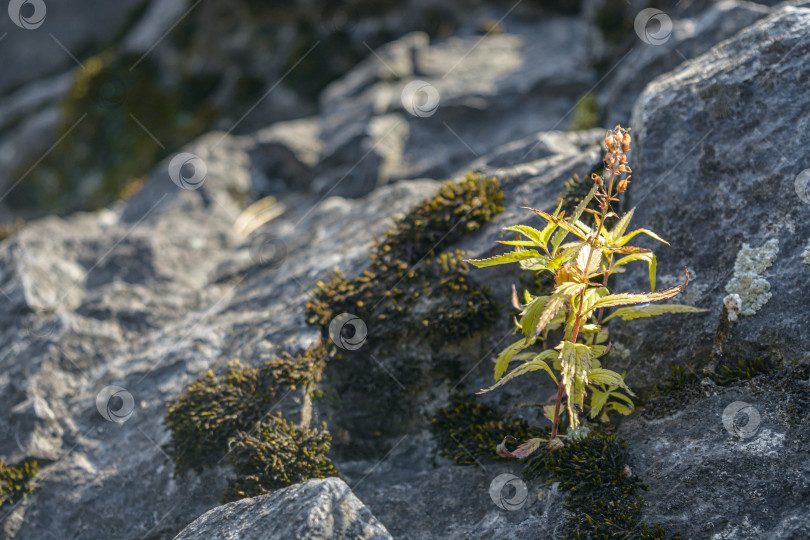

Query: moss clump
left=524, top=432, right=678, bottom=539
left=645, top=359, right=775, bottom=419
left=307, top=173, right=504, bottom=343
left=431, top=394, right=547, bottom=466
left=371, top=172, right=505, bottom=268
left=223, top=414, right=337, bottom=502
left=568, top=93, right=599, bottom=131
left=0, top=459, right=39, bottom=509
left=165, top=347, right=328, bottom=474
left=10, top=51, right=218, bottom=215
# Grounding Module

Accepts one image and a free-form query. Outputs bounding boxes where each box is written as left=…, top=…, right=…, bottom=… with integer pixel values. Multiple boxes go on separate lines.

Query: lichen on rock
left=724, top=238, right=779, bottom=316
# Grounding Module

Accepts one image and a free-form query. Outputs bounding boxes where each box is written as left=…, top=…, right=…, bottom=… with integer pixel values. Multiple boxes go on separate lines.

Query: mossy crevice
left=524, top=431, right=679, bottom=539
left=223, top=414, right=337, bottom=502
left=430, top=393, right=547, bottom=466
left=165, top=344, right=330, bottom=478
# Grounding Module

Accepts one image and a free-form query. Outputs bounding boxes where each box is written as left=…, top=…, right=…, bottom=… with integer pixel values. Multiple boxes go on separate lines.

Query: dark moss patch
left=0, top=458, right=39, bottom=509
left=165, top=346, right=328, bottom=474
left=430, top=393, right=547, bottom=466
left=644, top=359, right=775, bottom=419
left=223, top=414, right=337, bottom=502
left=524, top=431, right=679, bottom=539
left=568, top=93, right=599, bottom=131
left=371, top=172, right=505, bottom=268
left=307, top=173, right=504, bottom=344
left=10, top=51, right=218, bottom=216
left=593, top=0, right=634, bottom=45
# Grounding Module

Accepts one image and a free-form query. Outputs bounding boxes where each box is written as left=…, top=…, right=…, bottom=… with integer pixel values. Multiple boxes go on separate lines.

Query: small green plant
left=223, top=414, right=337, bottom=502
left=0, top=458, right=39, bottom=509
left=470, top=126, right=705, bottom=452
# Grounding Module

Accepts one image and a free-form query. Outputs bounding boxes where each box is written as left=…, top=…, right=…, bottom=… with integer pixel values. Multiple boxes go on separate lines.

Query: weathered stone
left=173, top=478, right=392, bottom=540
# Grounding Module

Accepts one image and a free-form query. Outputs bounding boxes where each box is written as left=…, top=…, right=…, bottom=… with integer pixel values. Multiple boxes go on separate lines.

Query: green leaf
left=617, top=228, right=669, bottom=247
left=612, top=252, right=657, bottom=291
left=588, top=368, right=630, bottom=391
left=521, top=295, right=550, bottom=340
left=609, top=208, right=635, bottom=244
left=479, top=350, right=558, bottom=393
left=494, top=339, right=528, bottom=381
left=589, top=389, right=609, bottom=419
left=534, top=294, right=567, bottom=337
left=602, top=303, right=707, bottom=322
left=592, top=270, right=690, bottom=310
left=558, top=341, right=594, bottom=428
left=467, top=250, right=543, bottom=268
left=504, top=225, right=550, bottom=249
left=608, top=402, right=633, bottom=415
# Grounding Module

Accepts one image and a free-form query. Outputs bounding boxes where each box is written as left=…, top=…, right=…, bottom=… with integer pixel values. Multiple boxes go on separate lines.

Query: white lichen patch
left=738, top=429, right=785, bottom=458
left=724, top=238, right=779, bottom=316
left=802, top=239, right=810, bottom=266
left=711, top=515, right=762, bottom=540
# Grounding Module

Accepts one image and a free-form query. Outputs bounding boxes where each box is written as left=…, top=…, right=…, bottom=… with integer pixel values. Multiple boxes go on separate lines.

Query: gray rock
left=173, top=478, right=392, bottom=540
left=613, top=5, right=810, bottom=390
left=598, top=0, right=770, bottom=128
left=316, top=18, right=596, bottom=197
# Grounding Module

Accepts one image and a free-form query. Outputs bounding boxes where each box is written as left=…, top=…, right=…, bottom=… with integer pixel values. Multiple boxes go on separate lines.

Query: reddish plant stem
left=549, top=146, right=621, bottom=441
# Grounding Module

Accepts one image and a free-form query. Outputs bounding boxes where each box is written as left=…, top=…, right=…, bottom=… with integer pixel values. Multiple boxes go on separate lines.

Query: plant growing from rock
left=470, top=126, right=704, bottom=452
left=0, top=458, right=38, bottom=510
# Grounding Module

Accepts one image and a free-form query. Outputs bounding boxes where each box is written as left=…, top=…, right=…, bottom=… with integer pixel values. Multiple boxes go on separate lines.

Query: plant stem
left=549, top=146, right=620, bottom=441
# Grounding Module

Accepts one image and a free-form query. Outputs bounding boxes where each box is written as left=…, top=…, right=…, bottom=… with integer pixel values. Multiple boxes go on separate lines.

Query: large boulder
left=173, top=478, right=392, bottom=540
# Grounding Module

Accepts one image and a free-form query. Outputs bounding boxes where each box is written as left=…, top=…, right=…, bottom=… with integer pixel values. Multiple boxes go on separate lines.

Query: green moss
left=307, top=173, right=504, bottom=344
left=10, top=51, right=218, bottom=215
left=371, top=172, right=505, bottom=268
left=430, top=394, right=547, bottom=466
left=0, top=459, right=39, bottom=509
left=645, top=359, right=775, bottom=419
left=568, top=93, right=599, bottom=131
left=223, top=414, right=337, bottom=502
left=165, top=346, right=328, bottom=474
left=524, top=432, right=679, bottom=539
left=593, top=0, right=634, bottom=45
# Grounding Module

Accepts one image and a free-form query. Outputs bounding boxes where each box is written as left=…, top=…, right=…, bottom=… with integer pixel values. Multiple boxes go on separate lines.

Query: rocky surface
left=1, top=1, right=809, bottom=540
left=173, top=478, right=392, bottom=540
